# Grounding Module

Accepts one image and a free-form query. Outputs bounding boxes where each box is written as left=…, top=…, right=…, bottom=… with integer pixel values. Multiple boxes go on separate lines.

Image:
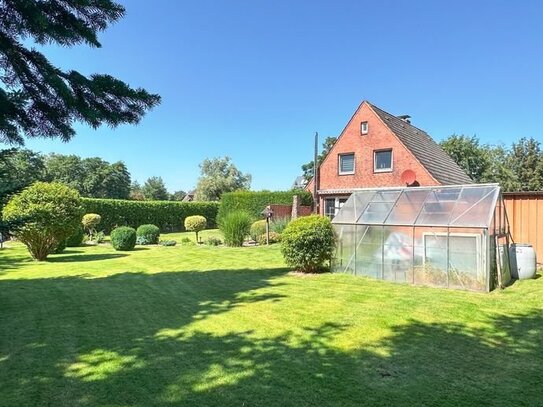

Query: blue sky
left=21, top=0, right=543, bottom=192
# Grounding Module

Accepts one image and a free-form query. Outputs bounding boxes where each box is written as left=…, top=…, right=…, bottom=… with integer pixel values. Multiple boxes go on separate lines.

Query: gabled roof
left=368, top=102, right=472, bottom=185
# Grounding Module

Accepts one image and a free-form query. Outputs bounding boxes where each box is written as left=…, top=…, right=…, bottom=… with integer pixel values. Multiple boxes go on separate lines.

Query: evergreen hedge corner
left=217, top=190, right=312, bottom=222
left=81, top=198, right=220, bottom=233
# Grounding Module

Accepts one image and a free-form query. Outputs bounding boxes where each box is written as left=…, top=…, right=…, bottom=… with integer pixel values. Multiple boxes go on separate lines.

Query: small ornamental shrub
left=184, top=215, right=207, bottom=242
left=94, top=231, right=105, bottom=244
left=66, top=225, right=85, bottom=247
left=180, top=237, right=194, bottom=246
left=205, top=236, right=222, bottom=246
left=136, top=224, right=160, bottom=245
left=250, top=220, right=267, bottom=241
left=271, top=217, right=290, bottom=234
left=159, top=240, right=177, bottom=246
left=220, top=211, right=252, bottom=247
left=82, top=213, right=101, bottom=240
left=3, top=182, right=83, bottom=261
left=280, top=215, right=336, bottom=273
left=257, top=231, right=281, bottom=245
left=110, top=226, right=137, bottom=251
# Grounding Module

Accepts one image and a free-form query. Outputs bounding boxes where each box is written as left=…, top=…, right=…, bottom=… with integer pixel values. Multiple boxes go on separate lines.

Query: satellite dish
left=401, top=169, right=417, bottom=186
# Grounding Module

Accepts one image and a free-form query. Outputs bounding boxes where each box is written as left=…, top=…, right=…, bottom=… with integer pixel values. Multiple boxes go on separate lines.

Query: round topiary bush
left=3, top=182, right=83, bottom=261
left=110, top=226, right=137, bottom=251
left=66, top=225, right=85, bottom=247
left=136, top=224, right=160, bottom=245
left=280, top=215, right=336, bottom=273
left=184, top=215, right=207, bottom=242
left=220, top=211, right=252, bottom=247
left=250, top=220, right=267, bottom=241
left=82, top=213, right=101, bottom=241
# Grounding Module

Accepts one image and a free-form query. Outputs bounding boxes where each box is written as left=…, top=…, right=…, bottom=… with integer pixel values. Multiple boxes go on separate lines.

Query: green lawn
left=1, top=230, right=542, bottom=406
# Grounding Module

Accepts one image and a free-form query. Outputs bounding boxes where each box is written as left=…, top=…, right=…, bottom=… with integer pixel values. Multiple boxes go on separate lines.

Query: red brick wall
left=306, top=102, right=442, bottom=214
left=269, top=204, right=312, bottom=218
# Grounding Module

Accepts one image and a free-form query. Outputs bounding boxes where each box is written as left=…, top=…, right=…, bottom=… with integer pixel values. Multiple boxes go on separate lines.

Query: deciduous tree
left=195, top=157, right=251, bottom=201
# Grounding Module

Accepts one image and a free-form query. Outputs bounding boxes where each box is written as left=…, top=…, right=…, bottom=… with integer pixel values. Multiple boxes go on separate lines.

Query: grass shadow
left=48, top=253, right=129, bottom=263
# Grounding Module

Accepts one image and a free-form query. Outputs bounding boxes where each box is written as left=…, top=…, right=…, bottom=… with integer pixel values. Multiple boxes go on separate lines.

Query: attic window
left=339, top=153, right=355, bottom=175
left=360, top=121, right=368, bottom=135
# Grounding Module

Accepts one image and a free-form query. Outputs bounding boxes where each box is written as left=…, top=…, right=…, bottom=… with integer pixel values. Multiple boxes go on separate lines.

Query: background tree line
left=440, top=135, right=543, bottom=192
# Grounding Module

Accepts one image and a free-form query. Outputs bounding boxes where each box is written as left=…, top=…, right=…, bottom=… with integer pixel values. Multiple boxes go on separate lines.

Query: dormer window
left=360, top=121, right=368, bottom=135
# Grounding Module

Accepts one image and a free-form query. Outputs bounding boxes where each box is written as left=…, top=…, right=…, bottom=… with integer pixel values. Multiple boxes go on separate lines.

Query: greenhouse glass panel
left=415, top=188, right=461, bottom=226
left=449, top=186, right=499, bottom=227
left=358, top=190, right=401, bottom=224
left=332, top=191, right=375, bottom=224
left=386, top=189, right=429, bottom=225
left=446, top=228, right=486, bottom=290
left=354, top=225, right=383, bottom=278
left=413, top=227, right=449, bottom=287
left=382, top=226, right=413, bottom=282
left=333, top=224, right=356, bottom=274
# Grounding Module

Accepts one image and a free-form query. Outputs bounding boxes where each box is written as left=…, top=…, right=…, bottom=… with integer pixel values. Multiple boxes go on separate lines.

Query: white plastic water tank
left=509, top=244, right=537, bottom=280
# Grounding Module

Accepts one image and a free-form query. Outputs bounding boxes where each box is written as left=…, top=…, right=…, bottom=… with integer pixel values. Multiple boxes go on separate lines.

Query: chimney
left=398, top=115, right=411, bottom=124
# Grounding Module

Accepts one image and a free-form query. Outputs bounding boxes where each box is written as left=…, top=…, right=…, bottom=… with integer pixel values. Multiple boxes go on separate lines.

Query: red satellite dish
left=401, top=169, right=417, bottom=185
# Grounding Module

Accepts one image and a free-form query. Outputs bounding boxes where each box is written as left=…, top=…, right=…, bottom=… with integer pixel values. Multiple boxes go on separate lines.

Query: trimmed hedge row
left=217, top=190, right=313, bottom=221
left=82, top=198, right=220, bottom=233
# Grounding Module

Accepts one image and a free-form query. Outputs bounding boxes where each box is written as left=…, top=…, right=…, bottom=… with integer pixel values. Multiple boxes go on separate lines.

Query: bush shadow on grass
left=0, top=267, right=541, bottom=406
left=48, top=253, right=129, bottom=263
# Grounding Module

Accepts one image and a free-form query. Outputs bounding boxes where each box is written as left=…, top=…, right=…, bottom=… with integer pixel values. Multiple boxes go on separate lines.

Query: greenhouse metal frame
left=331, top=184, right=510, bottom=291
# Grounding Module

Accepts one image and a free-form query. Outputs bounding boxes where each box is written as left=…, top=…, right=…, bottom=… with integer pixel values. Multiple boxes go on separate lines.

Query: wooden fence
left=503, top=192, right=543, bottom=262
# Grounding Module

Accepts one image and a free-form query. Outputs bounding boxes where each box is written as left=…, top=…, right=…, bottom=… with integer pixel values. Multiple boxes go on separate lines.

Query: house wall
left=307, top=102, right=441, bottom=214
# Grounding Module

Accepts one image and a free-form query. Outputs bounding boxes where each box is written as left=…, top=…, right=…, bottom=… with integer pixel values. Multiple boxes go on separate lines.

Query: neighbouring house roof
left=368, top=103, right=473, bottom=185
left=292, top=176, right=308, bottom=189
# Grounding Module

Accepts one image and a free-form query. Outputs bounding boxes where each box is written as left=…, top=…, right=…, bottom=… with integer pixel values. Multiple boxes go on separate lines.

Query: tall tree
left=509, top=137, right=543, bottom=191
left=141, top=176, right=169, bottom=201
left=129, top=181, right=145, bottom=200
left=195, top=156, right=251, bottom=201
left=0, top=0, right=160, bottom=145
left=301, top=136, right=337, bottom=181
left=0, top=148, right=45, bottom=206
left=170, top=190, right=187, bottom=201
left=440, top=135, right=490, bottom=182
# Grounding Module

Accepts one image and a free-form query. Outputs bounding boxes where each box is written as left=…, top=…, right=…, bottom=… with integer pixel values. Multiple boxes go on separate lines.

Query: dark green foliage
left=159, top=239, right=177, bottom=247
left=250, top=220, right=267, bottom=241
left=136, top=224, right=160, bottom=245
left=0, top=0, right=160, bottom=145
left=141, top=176, right=169, bottom=201
left=81, top=198, right=220, bottom=233
left=280, top=215, right=336, bottom=273
left=0, top=149, right=46, bottom=206
left=170, top=190, right=186, bottom=201
left=51, top=239, right=66, bottom=254
left=110, top=226, right=136, bottom=251
left=3, top=182, right=83, bottom=260
left=65, top=225, right=85, bottom=247
left=45, top=154, right=131, bottom=199
left=220, top=211, right=252, bottom=247
left=217, top=191, right=312, bottom=222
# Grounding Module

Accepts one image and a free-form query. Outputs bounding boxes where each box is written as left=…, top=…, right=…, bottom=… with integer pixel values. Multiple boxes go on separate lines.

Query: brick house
left=307, top=101, right=472, bottom=217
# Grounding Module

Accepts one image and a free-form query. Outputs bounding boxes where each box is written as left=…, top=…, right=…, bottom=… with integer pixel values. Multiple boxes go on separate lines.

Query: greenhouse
left=331, top=184, right=511, bottom=291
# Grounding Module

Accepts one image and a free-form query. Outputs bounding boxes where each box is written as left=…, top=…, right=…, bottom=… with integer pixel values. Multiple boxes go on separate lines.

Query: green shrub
left=280, top=215, right=336, bottom=273
left=205, top=236, right=222, bottom=246
left=184, top=215, right=207, bottom=242
left=3, top=182, right=83, bottom=261
left=82, top=213, right=101, bottom=235
left=180, top=237, right=194, bottom=245
left=271, top=217, right=290, bottom=234
left=51, top=239, right=67, bottom=254
left=94, top=231, right=105, bottom=244
left=220, top=211, right=252, bottom=247
left=110, top=226, right=137, bottom=251
left=136, top=224, right=160, bottom=245
left=257, top=231, right=281, bottom=245
left=217, top=190, right=312, bottom=223
left=66, top=225, right=85, bottom=247
left=159, top=240, right=177, bottom=246
left=81, top=198, right=219, bottom=233
left=250, top=220, right=267, bottom=241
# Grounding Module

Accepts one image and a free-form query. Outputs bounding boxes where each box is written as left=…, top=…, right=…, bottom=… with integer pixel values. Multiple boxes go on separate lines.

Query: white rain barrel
left=509, top=244, right=537, bottom=280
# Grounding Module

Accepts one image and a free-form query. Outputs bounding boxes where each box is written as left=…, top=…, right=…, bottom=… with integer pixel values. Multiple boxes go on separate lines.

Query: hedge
left=217, top=190, right=312, bottom=222
left=81, top=198, right=220, bottom=233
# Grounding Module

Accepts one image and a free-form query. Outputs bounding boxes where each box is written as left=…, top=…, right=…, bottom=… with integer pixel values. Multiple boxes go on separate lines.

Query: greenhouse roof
left=331, top=184, right=500, bottom=228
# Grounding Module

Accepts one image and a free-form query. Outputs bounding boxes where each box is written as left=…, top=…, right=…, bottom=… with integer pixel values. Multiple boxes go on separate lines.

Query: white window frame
left=422, top=232, right=483, bottom=278
left=361, top=121, right=368, bottom=135
left=338, top=153, right=355, bottom=175
left=374, top=149, right=393, bottom=173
